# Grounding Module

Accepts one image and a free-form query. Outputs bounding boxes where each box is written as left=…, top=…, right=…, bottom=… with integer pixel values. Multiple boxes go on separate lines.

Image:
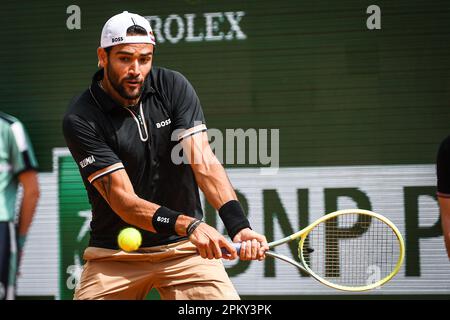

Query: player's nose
left=128, top=61, right=140, bottom=76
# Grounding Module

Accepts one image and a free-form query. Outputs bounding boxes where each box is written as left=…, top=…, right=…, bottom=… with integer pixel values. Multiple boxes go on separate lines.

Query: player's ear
left=97, top=47, right=108, bottom=69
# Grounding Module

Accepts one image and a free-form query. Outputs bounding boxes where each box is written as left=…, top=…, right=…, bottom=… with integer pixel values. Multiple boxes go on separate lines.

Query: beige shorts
left=74, top=240, right=240, bottom=300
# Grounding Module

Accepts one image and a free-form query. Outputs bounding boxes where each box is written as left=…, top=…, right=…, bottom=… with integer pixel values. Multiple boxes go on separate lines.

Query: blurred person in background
left=0, top=112, right=40, bottom=300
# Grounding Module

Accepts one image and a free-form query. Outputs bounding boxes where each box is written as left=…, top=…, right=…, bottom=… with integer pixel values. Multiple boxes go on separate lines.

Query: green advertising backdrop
left=58, top=155, right=90, bottom=300
left=1, top=0, right=449, bottom=170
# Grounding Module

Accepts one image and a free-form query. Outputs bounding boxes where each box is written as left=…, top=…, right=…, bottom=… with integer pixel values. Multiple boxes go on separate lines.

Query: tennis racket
left=224, top=209, right=405, bottom=292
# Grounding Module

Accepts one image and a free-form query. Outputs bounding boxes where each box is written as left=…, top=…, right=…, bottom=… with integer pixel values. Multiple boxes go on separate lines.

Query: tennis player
left=63, top=11, right=269, bottom=300
left=437, top=135, right=450, bottom=259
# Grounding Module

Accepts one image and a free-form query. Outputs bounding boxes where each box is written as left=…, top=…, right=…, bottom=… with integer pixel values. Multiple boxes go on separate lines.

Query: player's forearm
left=193, top=162, right=237, bottom=210
left=112, top=193, right=195, bottom=236
left=94, top=177, right=194, bottom=235
left=183, top=132, right=237, bottom=209
left=109, top=190, right=159, bottom=232
left=193, top=161, right=252, bottom=239
left=18, top=187, right=40, bottom=236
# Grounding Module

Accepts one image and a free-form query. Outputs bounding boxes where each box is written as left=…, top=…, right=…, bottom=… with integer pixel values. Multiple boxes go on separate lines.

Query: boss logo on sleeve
left=156, top=118, right=171, bottom=128
left=79, top=155, right=96, bottom=168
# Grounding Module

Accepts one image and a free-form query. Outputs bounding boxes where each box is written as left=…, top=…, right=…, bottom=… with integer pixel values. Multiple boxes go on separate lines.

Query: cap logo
left=111, top=36, right=124, bottom=43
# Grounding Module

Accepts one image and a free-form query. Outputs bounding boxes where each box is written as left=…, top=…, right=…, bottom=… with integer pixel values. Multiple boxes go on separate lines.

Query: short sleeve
left=437, top=136, right=450, bottom=196
left=63, top=113, right=123, bottom=183
left=170, top=71, right=207, bottom=140
left=8, top=120, right=39, bottom=175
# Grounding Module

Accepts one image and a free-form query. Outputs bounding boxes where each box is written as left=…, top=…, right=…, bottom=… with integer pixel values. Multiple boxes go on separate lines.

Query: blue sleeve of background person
left=8, top=120, right=39, bottom=176
left=62, top=113, right=122, bottom=181
left=169, top=71, right=206, bottom=130
left=437, top=135, right=450, bottom=195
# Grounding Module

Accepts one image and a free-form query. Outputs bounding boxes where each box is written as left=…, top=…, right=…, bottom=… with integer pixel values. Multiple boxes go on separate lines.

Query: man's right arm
left=90, top=165, right=185, bottom=234
left=438, top=197, right=450, bottom=259
left=63, top=113, right=163, bottom=233
left=90, top=165, right=238, bottom=259
left=436, top=136, right=450, bottom=260
left=63, top=113, right=237, bottom=258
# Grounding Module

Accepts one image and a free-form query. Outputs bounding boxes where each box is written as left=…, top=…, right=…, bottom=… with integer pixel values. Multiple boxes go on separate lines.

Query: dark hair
left=126, top=24, right=148, bottom=36
left=104, top=24, right=148, bottom=55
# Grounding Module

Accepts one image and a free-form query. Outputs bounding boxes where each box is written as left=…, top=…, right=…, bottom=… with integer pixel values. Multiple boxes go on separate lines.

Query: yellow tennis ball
left=118, top=227, right=142, bottom=252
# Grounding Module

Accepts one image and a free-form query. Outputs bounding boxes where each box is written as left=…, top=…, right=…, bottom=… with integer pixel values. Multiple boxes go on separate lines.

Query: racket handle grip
left=221, top=242, right=242, bottom=255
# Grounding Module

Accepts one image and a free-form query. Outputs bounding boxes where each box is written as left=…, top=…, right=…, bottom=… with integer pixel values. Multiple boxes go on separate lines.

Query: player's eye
left=140, top=57, right=151, bottom=64
left=119, top=57, right=130, bottom=62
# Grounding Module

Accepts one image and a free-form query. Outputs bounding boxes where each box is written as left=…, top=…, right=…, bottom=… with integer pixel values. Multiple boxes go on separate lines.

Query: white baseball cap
left=100, top=11, right=156, bottom=48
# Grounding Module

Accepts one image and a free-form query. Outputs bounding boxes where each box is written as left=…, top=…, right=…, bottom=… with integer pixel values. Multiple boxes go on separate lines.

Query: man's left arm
left=17, top=170, right=40, bottom=238
left=8, top=120, right=40, bottom=268
left=181, top=131, right=269, bottom=261
left=17, top=170, right=40, bottom=268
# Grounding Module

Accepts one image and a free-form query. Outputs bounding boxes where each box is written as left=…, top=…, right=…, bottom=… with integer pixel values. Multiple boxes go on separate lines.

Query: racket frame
left=266, top=209, right=405, bottom=292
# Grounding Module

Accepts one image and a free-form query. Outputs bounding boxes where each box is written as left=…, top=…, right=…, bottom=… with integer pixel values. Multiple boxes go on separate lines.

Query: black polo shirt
left=437, top=135, right=450, bottom=198
left=63, top=66, right=207, bottom=249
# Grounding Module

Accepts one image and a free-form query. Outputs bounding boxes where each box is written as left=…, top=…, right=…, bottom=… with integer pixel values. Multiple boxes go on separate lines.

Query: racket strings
left=299, top=213, right=401, bottom=288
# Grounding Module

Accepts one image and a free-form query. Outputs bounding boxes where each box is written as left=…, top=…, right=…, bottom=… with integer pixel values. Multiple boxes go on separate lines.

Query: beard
left=106, top=64, right=144, bottom=101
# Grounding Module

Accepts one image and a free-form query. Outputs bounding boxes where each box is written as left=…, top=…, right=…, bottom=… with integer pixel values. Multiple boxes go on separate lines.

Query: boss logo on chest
left=156, top=118, right=171, bottom=128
